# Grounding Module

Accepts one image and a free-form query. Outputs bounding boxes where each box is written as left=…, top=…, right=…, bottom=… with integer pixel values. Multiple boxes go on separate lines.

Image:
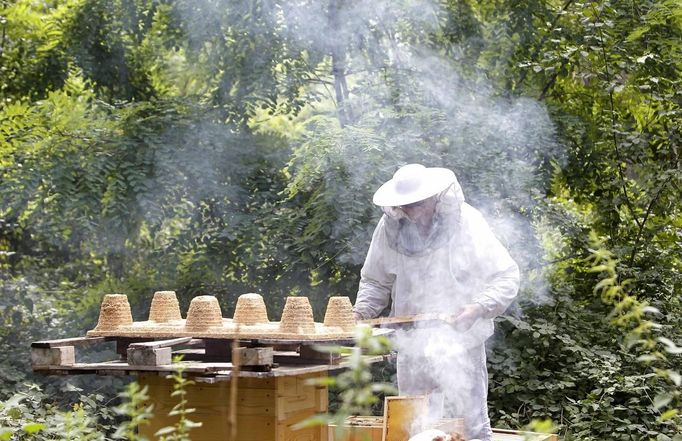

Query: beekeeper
left=353, top=164, right=519, bottom=441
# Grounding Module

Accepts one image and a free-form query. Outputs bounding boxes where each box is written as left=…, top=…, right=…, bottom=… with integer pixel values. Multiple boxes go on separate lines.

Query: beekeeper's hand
left=452, top=303, right=485, bottom=332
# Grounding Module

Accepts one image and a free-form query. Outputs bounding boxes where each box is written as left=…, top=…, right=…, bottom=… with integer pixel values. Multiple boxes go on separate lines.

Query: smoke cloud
left=147, top=0, right=563, bottom=432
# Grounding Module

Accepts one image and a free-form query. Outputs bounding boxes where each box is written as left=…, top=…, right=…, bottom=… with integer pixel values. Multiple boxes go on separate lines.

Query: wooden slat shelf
left=31, top=336, right=108, bottom=348
left=31, top=334, right=386, bottom=380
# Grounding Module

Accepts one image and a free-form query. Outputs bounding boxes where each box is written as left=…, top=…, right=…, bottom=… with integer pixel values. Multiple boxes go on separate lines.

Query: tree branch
left=628, top=174, right=674, bottom=267
left=516, top=0, right=576, bottom=91
left=591, top=3, right=642, bottom=232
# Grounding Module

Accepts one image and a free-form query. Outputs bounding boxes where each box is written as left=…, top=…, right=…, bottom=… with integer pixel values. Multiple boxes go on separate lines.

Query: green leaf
left=154, top=426, right=175, bottom=436
left=667, top=370, right=681, bottom=386
left=653, top=393, right=673, bottom=410
left=660, top=409, right=679, bottom=421
left=627, top=25, right=650, bottom=41
left=22, top=423, right=46, bottom=434
left=291, top=414, right=330, bottom=430
left=636, top=54, right=654, bottom=63
left=658, top=337, right=682, bottom=354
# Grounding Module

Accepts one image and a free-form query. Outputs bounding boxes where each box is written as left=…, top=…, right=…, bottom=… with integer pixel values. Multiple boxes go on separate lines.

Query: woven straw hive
left=279, top=296, right=316, bottom=334
left=323, top=296, right=356, bottom=332
left=148, top=291, right=182, bottom=322
left=92, top=294, right=134, bottom=331
left=87, top=292, right=357, bottom=340
left=185, top=296, right=224, bottom=331
left=233, top=293, right=269, bottom=325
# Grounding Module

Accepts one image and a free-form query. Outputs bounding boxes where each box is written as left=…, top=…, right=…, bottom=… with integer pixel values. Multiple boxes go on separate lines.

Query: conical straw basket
left=279, top=296, right=316, bottom=334
left=233, top=293, right=269, bottom=325
left=148, top=291, right=182, bottom=323
left=185, top=296, right=223, bottom=331
left=323, top=296, right=356, bottom=331
left=94, top=294, right=133, bottom=331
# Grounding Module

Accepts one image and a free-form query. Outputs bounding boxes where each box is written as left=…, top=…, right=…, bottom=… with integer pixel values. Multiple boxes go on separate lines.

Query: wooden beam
left=234, top=347, right=274, bottom=367
left=299, top=345, right=342, bottom=364
left=128, top=337, right=193, bottom=349
left=31, top=346, right=75, bottom=368
left=359, top=313, right=457, bottom=327
left=115, top=338, right=149, bottom=360
left=31, top=336, right=106, bottom=348
left=127, top=347, right=172, bottom=366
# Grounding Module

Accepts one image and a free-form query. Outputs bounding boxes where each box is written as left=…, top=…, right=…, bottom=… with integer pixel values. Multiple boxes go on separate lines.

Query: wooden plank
left=278, top=376, right=299, bottom=397
left=276, top=373, right=326, bottom=422
left=277, top=392, right=316, bottom=421
left=299, top=345, right=342, bottom=365
left=256, top=337, right=356, bottom=346
left=128, top=337, right=193, bottom=349
left=328, top=422, right=383, bottom=441
left=135, top=371, right=332, bottom=440
left=138, top=372, right=278, bottom=441
left=33, top=355, right=388, bottom=378
left=149, top=386, right=275, bottom=416
left=116, top=337, right=149, bottom=360
left=35, top=360, right=231, bottom=373
left=141, top=412, right=276, bottom=441
left=31, top=347, right=75, bottom=368
left=127, top=347, right=172, bottom=366
left=382, top=396, right=428, bottom=441
left=235, top=347, right=274, bottom=366
left=31, top=336, right=107, bottom=348
left=315, top=384, right=328, bottom=413
left=328, top=419, right=556, bottom=441
left=492, top=428, right=558, bottom=441
left=277, top=410, right=328, bottom=441
left=359, top=313, right=457, bottom=327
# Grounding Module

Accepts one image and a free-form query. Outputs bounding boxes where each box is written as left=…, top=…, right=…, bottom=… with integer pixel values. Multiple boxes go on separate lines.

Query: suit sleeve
left=354, top=217, right=395, bottom=320
left=467, top=210, right=520, bottom=319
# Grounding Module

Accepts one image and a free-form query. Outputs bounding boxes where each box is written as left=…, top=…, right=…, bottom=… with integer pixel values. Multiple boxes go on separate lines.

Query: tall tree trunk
left=328, top=0, right=350, bottom=127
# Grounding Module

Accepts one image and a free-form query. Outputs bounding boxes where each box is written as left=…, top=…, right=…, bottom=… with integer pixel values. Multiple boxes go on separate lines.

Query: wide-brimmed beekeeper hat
left=372, top=164, right=456, bottom=207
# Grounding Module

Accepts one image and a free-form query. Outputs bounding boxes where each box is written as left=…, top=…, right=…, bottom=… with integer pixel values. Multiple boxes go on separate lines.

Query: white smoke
left=169, top=0, right=562, bottom=433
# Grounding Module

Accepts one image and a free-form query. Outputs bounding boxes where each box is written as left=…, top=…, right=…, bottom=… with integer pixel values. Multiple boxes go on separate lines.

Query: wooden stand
left=31, top=335, right=386, bottom=441
left=139, top=371, right=328, bottom=441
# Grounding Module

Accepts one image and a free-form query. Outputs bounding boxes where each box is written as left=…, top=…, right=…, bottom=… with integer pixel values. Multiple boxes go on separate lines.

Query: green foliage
left=0, top=276, right=61, bottom=391
left=0, top=364, right=202, bottom=440
left=0, top=0, right=75, bottom=100
left=0, top=384, right=115, bottom=440
left=0, top=0, right=680, bottom=439
left=588, top=233, right=681, bottom=425
left=113, top=382, right=153, bottom=441
left=155, top=357, right=201, bottom=441
left=295, top=325, right=396, bottom=437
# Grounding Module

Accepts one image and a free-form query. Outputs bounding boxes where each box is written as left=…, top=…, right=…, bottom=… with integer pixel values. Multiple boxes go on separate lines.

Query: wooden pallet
left=31, top=335, right=384, bottom=378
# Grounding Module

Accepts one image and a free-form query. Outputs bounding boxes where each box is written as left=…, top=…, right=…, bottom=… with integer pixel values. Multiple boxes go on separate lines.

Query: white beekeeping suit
left=354, top=164, right=519, bottom=441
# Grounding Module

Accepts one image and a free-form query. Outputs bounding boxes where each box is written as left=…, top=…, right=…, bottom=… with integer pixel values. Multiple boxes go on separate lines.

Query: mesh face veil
left=381, top=185, right=453, bottom=221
